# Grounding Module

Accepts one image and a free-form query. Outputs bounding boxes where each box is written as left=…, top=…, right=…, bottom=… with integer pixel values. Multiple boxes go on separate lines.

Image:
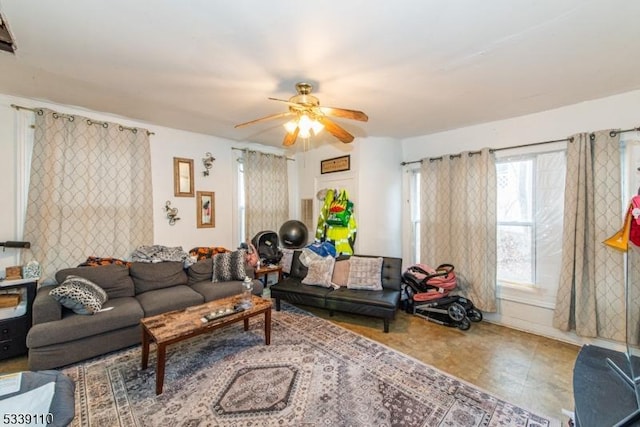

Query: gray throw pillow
left=346, top=256, right=383, bottom=290
left=49, top=275, right=108, bottom=314
left=302, top=257, right=336, bottom=288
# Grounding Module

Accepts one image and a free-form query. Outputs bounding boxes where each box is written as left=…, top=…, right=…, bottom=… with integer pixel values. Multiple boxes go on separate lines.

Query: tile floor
left=0, top=307, right=579, bottom=424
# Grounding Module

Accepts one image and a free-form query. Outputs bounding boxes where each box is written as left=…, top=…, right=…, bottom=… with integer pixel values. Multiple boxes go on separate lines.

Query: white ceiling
left=0, top=0, right=639, bottom=148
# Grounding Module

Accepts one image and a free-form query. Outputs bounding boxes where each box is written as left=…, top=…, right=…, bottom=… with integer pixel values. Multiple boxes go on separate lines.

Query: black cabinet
left=0, top=279, right=36, bottom=360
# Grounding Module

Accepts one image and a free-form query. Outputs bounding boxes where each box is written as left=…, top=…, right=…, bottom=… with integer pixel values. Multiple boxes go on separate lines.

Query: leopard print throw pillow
left=50, top=275, right=108, bottom=314
left=212, top=250, right=247, bottom=283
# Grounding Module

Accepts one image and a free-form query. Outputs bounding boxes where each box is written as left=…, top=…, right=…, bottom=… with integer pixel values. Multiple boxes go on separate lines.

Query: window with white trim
left=496, top=157, right=535, bottom=284
left=496, top=151, right=566, bottom=291
left=495, top=148, right=566, bottom=308
left=408, top=146, right=566, bottom=307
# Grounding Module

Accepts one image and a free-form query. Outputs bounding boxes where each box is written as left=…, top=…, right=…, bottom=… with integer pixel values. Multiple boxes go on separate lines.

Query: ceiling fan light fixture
left=310, top=119, right=324, bottom=136
left=236, top=82, right=367, bottom=146
left=288, top=114, right=323, bottom=139
left=283, top=120, right=297, bottom=134
left=299, top=127, right=311, bottom=139
left=298, top=114, right=313, bottom=133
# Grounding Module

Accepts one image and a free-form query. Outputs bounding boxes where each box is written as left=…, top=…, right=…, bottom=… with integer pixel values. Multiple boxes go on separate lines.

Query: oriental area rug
left=62, top=304, right=558, bottom=427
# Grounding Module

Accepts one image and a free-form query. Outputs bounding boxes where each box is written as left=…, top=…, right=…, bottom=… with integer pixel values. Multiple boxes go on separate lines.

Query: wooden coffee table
left=140, top=294, right=272, bottom=395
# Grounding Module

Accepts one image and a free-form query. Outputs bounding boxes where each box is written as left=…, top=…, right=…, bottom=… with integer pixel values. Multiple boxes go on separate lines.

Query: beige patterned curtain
left=553, top=131, right=624, bottom=339
left=242, top=150, right=289, bottom=241
left=24, top=109, right=153, bottom=284
left=420, top=148, right=497, bottom=312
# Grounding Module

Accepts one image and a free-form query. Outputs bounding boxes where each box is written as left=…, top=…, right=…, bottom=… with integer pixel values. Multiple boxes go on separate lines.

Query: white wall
left=0, top=93, right=287, bottom=275
left=401, top=89, right=640, bottom=350
left=295, top=136, right=403, bottom=258
left=357, top=138, right=403, bottom=257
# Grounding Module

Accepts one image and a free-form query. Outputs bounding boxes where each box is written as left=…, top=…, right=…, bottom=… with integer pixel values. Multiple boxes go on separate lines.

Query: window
left=496, top=158, right=535, bottom=284
left=408, top=146, right=566, bottom=307
left=496, top=150, right=566, bottom=299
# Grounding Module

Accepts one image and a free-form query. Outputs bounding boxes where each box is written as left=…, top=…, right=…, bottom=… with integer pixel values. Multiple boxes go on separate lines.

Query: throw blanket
left=132, top=245, right=192, bottom=267
left=188, top=246, right=229, bottom=261
left=78, top=256, right=131, bottom=267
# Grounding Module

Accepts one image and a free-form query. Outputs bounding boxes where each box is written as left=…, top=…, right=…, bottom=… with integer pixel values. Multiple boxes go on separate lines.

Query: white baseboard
left=484, top=312, right=627, bottom=352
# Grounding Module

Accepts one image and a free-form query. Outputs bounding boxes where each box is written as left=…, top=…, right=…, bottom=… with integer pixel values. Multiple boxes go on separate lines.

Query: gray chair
left=0, top=370, right=75, bottom=427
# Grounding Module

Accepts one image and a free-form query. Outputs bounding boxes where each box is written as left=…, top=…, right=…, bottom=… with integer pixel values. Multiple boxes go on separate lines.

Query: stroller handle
left=408, top=263, right=454, bottom=280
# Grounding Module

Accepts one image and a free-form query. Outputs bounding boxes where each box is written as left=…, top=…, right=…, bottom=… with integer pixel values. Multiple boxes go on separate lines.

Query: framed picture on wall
left=197, top=191, right=215, bottom=228
left=174, top=157, right=194, bottom=197
left=321, top=155, right=350, bottom=174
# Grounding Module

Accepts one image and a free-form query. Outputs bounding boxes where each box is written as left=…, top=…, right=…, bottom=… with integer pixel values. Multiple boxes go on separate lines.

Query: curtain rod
left=10, top=104, right=156, bottom=136
left=232, top=147, right=295, bottom=161
left=401, top=126, right=640, bottom=166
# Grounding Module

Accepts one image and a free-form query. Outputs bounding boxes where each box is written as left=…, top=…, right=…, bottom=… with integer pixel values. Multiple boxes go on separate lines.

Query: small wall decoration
left=321, top=155, right=351, bottom=174
left=173, top=157, right=194, bottom=197
left=197, top=191, right=215, bottom=228
left=164, top=201, right=180, bottom=225
left=202, top=152, right=216, bottom=176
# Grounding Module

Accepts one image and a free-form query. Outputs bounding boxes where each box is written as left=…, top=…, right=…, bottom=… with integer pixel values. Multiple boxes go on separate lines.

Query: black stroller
left=251, top=230, right=283, bottom=266
left=402, top=263, right=482, bottom=331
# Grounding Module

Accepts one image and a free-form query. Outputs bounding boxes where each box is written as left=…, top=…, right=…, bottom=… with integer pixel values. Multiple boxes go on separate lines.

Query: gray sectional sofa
left=270, top=251, right=402, bottom=332
left=27, top=258, right=263, bottom=370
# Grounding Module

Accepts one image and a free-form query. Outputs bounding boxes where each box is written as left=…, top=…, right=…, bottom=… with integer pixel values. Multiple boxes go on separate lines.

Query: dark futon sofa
left=270, top=251, right=402, bottom=332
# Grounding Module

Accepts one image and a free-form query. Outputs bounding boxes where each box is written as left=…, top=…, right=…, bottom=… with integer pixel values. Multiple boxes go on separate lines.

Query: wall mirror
left=174, top=157, right=194, bottom=197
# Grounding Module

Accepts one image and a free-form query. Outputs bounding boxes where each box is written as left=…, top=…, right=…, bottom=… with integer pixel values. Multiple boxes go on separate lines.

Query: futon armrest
left=32, top=285, right=62, bottom=325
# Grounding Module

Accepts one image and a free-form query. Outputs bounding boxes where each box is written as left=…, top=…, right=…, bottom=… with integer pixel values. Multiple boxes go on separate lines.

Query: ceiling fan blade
left=268, top=97, right=306, bottom=109
left=283, top=126, right=299, bottom=146
left=319, top=106, right=369, bottom=122
left=317, top=117, right=354, bottom=143
left=234, top=111, right=294, bottom=128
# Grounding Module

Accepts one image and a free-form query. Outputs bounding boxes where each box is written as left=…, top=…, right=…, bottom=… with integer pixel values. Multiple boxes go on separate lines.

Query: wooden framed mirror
left=173, top=157, right=194, bottom=197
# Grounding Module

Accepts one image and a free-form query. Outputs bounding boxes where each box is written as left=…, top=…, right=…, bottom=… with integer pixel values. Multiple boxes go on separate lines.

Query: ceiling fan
left=234, top=82, right=368, bottom=146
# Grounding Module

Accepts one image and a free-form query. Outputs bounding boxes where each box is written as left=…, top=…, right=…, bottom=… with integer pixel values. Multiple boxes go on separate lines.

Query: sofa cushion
left=288, top=250, right=309, bottom=279
left=187, top=257, right=213, bottom=284
left=55, top=264, right=134, bottom=298
left=191, top=279, right=264, bottom=302
left=324, top=287, right=400, bottom=310
left=136, top=285, right=204, bottom=317
left=302, top=257, right=336, bottom=288
left=270, top=277, right=334, bottom=299
left=32, top=286, right=63, bottom=324
left=130, top=261, right=187, bottom=294
left=212, top=250, right=247, bottom=282
left=346, top=256, right=383, bottom=290
left=49, top=276, right=108, bottom=315
left=27, top=296, right=143, bottom=348
left=379, top=256, right=403, bottom=291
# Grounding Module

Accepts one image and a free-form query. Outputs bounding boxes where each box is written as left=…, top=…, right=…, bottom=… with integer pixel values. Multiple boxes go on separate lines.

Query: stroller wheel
left=468, top=308, right=483, bottom=322
left=447, top=302, right=466, bottom=322
left=458, top=318, right=471, bottom=331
